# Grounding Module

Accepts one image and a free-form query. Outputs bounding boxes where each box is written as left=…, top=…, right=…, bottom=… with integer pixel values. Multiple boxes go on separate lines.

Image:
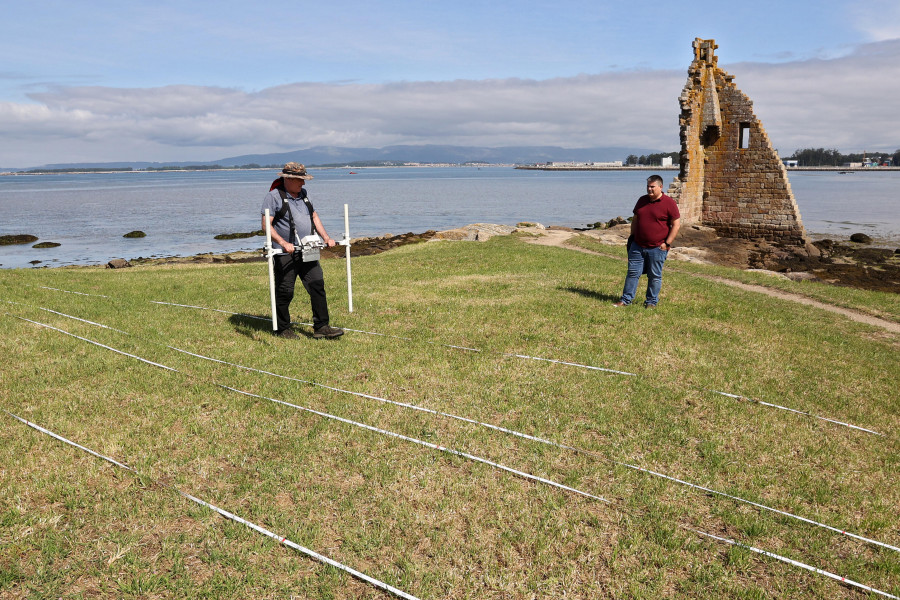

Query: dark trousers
left=274, top=254, right=329, bottom=332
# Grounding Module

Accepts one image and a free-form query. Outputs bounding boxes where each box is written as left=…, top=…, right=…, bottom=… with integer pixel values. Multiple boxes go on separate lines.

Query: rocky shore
left=568, top=222, right=900, bottom=294
left=6, top=223, right=898, bottom=293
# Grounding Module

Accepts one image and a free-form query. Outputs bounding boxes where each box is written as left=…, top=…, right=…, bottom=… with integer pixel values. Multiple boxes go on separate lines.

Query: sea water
left=1, top=166, right=898, bottom=269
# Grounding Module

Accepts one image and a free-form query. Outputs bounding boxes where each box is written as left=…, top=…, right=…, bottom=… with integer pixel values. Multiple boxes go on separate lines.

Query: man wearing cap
left=261, top=162, right=344, bottom=339
left=613, top=174, right=681, bottom=309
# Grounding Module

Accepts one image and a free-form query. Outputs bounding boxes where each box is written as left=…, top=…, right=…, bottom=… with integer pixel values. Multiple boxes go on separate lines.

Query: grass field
left=1, top=235, right=898, bottom=599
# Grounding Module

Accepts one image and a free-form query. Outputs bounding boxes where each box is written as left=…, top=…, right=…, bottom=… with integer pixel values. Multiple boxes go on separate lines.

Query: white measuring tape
left=148, top=299, right=886, bottom=434
left=7, top=386, right=895, bottom=598
left=7, top=313, right=610, bottom=505
left=6, top=303, right=898, bottom=554
left=23, top=287, right=886, bottom=435
left=708, top=389, right=883, bottom=436
left=688, top=527, right=898, bottom=599
left=148, top=300, right=637, bottom=375
left=160, top=346, right=900, bottom=554
left=6, top=309, right=898, bottom=596
left=4, top=411, right=422, bottom=600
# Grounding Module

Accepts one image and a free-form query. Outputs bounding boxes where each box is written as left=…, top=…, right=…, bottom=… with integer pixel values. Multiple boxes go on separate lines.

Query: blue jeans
left=619, top=244, right=668, bottom=306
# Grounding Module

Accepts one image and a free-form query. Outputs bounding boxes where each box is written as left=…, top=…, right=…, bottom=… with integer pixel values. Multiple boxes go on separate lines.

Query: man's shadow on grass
left=560, top=286, right=619, bottom=303
left=228, top=313, right=316, bottom=339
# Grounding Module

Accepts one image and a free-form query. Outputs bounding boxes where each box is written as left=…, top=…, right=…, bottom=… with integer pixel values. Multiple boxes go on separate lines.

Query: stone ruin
left=667, top=39, right=810, bottom=247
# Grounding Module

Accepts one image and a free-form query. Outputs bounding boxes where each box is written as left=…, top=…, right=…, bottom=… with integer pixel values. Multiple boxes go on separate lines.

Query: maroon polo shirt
left=632, top=193, right=680, bottom=248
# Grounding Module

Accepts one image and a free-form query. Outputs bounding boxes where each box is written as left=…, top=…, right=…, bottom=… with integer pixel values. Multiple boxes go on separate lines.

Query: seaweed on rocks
left=0, top=234, right=38, bottom=245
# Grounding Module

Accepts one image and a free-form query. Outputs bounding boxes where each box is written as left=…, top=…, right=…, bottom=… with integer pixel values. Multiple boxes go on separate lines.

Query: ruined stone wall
left=671, top=39, right=808, bottom=245
left=666, top=56, right=709, bottom=224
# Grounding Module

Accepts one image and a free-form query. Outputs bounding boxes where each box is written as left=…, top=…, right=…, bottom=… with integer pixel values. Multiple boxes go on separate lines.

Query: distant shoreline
left=4, top=225, right=897, bottom=272
left=515, top=165, right=900, bottom=172
left=4, top=164, right=900, bottom=176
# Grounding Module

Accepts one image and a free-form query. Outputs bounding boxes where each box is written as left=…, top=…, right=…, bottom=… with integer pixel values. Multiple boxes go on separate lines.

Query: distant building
left=661, top=156, right=673, bottom=167
left=782, top=159, right=798, bottom=168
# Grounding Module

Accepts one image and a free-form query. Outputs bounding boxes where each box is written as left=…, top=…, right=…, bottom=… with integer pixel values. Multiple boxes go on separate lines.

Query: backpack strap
left=274, top=188, right=314, bottom=221
left=274, top=188, right=290, bottom=222
left=300, top=191, right=316, bottom=234
left=274, top=188, right=316, bottom=241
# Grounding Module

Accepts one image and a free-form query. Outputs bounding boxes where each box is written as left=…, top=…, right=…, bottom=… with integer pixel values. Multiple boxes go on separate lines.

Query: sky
left=1, top=0, right=899, bottom=167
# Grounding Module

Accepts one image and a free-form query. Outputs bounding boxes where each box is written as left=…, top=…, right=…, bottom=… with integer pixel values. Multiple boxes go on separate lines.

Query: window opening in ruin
left=739, top=123, right=750, bottom=149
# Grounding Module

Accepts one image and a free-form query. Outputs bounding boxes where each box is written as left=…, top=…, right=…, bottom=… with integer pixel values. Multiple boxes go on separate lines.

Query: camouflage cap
left=280, top=162, right=314, bottom=180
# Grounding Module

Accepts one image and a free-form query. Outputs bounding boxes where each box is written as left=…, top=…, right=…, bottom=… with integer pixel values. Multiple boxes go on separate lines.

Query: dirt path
left=523, top=228, right=900, bottom=334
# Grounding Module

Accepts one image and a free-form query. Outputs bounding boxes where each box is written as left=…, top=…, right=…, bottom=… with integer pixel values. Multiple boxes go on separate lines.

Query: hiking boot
left=276, top=328, right=299, bottom=339
left=644, top=303, right=657, bottom=309
left=313, top=325, right=344, bottom=339
left=612, top=301, right=628, bottom=307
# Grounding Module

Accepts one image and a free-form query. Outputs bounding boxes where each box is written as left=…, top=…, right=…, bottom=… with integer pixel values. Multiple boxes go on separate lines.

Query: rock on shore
left=111, top=221, right=900, bottom=293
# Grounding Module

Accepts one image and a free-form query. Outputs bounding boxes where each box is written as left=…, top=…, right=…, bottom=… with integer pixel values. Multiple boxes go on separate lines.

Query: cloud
left=1, top=38, right=898, bottom=167
left=851, top=3, right=900, bottom=42
left=726, top=38, right=900, bottom=153
left=0, top=73, right=685, bottom=166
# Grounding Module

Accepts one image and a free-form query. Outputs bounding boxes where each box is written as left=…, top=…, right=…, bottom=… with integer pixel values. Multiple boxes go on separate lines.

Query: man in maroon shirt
left=613, top=175, right=681, bottom=308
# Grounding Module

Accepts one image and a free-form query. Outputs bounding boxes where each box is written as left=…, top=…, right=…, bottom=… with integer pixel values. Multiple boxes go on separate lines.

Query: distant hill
left=6, top=144, right=666, bottom=172
left=213, top=145, right=663, bottom=167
